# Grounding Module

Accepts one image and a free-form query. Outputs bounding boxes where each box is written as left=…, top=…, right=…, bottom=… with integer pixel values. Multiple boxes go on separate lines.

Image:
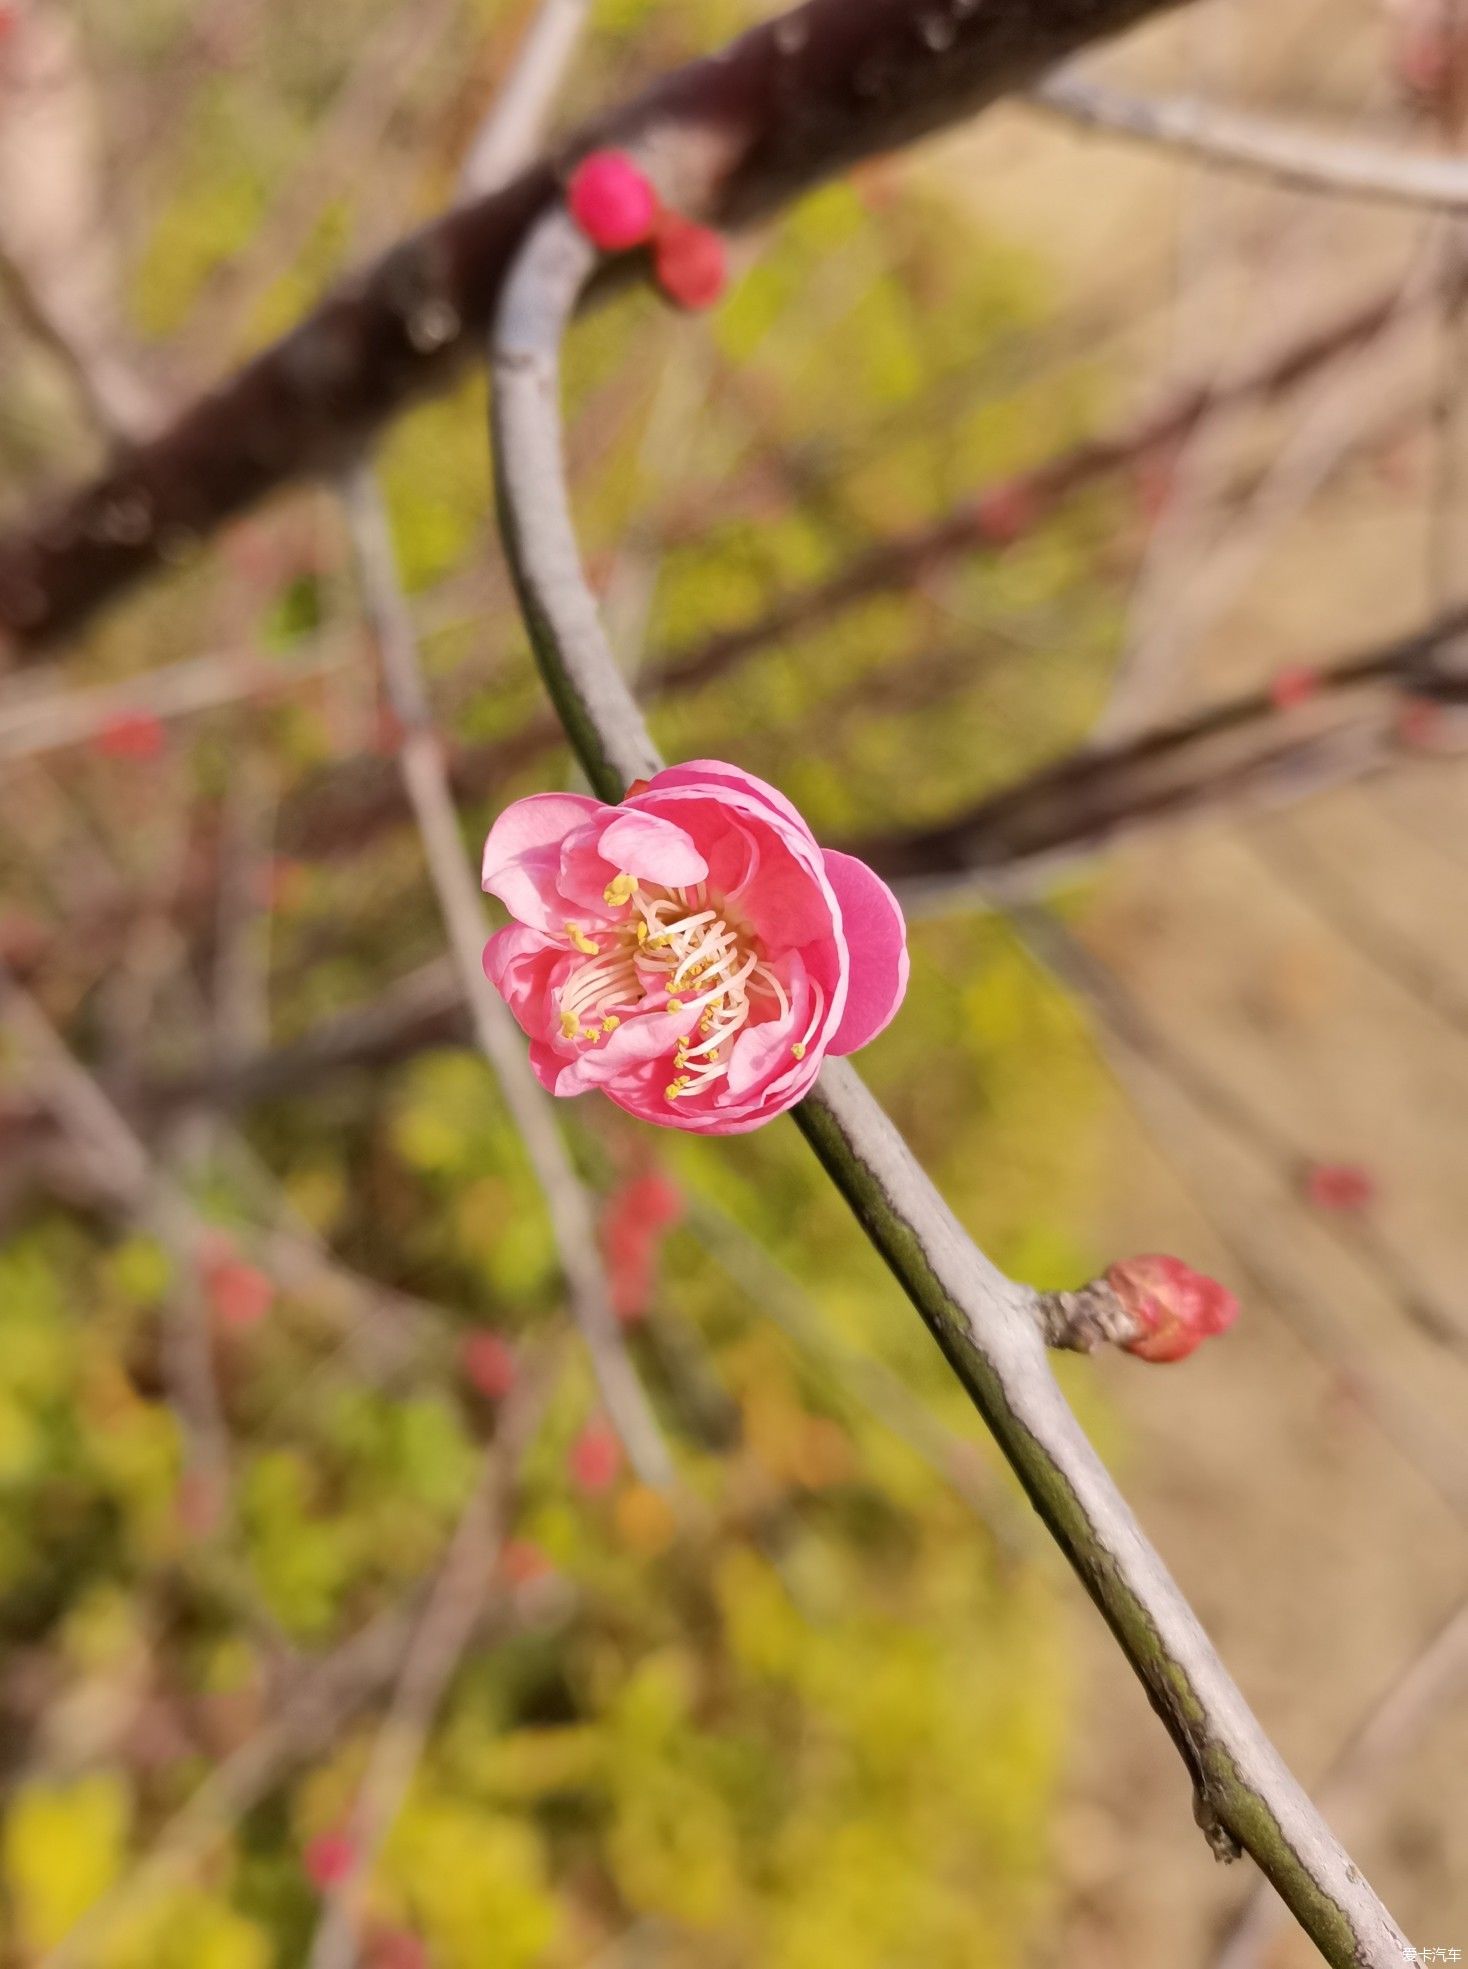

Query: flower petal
left=596, top=810, right=709, bottom=888
left=638, top=760, right=814, bottom=841
left=482, top=925, right=571, bottom=1038
left=557, top=1003, right=699, bottom=1091
left=821, top=851, right=909, bottom=1055
left=482, top=793, right=609, bottom=931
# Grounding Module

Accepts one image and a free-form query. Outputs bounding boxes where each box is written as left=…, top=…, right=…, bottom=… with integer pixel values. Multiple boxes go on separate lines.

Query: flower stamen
left=558, top=874, right=802, bottom=1091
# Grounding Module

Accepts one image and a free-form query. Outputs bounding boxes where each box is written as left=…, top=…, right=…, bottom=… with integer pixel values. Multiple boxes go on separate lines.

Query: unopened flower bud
left=1106, top=1253, right=1238, bottom=1364
left=567, top=151, right=658, bottom=252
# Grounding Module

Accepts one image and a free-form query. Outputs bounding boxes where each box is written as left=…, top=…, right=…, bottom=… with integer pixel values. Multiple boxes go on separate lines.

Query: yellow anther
left=565, top=921, right=599, bottom=956
left=665, top=997, right=684, bottom=1013
left=603, top=871, right=636, bottom=907
left=560, top=1009, right=581, bottom=1039
left=663, top=1076, right=691, bottom=1101
left=791, top=1041, right=807, bottom=1061
left=582, top=1027, right=600, bottom=1044
left=636, top=921, right=649, bottom=944
left=601, top=1015, right=621, bottom=1032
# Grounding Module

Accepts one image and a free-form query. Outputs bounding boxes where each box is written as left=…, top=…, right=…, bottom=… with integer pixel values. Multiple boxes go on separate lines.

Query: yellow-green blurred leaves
left=4, top=1773, right=130, bottom=1953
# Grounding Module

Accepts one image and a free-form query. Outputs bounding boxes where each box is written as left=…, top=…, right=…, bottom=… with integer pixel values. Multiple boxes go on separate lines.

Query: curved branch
left=0, top=0, right=1194, bottom=657
left=488, top=203, right=1408, bottom=1967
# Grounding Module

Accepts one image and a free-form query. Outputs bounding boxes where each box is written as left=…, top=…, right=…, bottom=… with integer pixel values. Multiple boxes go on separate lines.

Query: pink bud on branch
left=1106, top=1253, right=1239, bottom=1363
left=652, top=215, right=729, bottom=311
left=460, top=1330, right=518, bottom=1399
left=567, top=151, right=659, bottom=252
left=1302, top=1160, right=1377, bottom=1213
left=568, top=1421, right=622, bottom=1494
left=1037, top=1254, right=1239, bottom=1363
left=304, top=1829, right=357, bottom=1892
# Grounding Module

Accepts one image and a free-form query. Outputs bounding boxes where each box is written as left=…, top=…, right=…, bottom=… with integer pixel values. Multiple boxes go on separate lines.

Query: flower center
left=557, top=874, right=818, bottom=1103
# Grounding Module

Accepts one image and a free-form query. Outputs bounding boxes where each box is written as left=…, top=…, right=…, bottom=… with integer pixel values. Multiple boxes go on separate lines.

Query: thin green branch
left=487, top=203, right=1408, bottom=1969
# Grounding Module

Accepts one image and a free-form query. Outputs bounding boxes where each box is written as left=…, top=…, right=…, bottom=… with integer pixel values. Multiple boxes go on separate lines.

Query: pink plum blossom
left=481, top=760, right=908, bottom=1133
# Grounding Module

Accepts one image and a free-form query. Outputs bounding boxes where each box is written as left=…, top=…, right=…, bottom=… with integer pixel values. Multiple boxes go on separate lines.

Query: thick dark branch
left=0, top=0, right=1190, bottom=656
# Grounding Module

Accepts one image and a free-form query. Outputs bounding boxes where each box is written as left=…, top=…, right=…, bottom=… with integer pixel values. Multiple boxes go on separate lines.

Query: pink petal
left=596, top=811, right=708, bottom=888
left=631, top=790, right=837, bottom=953
left=638, top=760, right=815, bottom=842
left=482, top=793, right=608, bottom=932
left=557, top=1004, right=699, bottom=1092
left=724, top=961, right=810, bottom=1097
left=482, top=924, right=571, bottom=1038
left=821, top=851, right=909, bottom=1055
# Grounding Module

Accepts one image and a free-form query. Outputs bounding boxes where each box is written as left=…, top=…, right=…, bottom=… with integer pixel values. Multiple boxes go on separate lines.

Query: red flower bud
left=499, top=1537, right=553, bottom=1585
left=202, top=1246, right=275, bottom=1331
left=653, top=215, right=728, bottom=311
left=628, top=1171, right=683, bottom=1228
left=973, top=481, right=1039, bottom=548
left=568, top=1422, right=621, bottom=1494
left=92, top=710, right=166, bottom=762
left=367, top=1930, right=429, bottom=1969
left=461, top=1331, right=517, bottom=1400
left=1267, top=664, right=1321, bottom=711
left=1302, top=1161, right=1377, bottom=1213
left=305, top=1830, right=357, bottom=1891
left=1106, top=1253, right=1238, bottom=1364
left=567, top=151, right=659, bottom=252
left=1396, top=698, right=1443, bottom=750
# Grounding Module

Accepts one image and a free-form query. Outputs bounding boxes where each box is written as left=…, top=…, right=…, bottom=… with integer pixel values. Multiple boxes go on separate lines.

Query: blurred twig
left=1213, top=1595, right=1468, bottom=1969
left=860, top=623, right=1468, bottom=902
left=342, top=467, right=673, bottom=1491
left=303, top=1345, right=561, bottom=1967
left=334, top=0, right=671, bottom=1489
left=685, top=1194, right=1031, bottom=1556
left=1037, top=68, right=1468, bottom=211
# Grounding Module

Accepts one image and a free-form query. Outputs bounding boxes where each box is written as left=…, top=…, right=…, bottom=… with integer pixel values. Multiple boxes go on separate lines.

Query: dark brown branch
left=847, top=610, right=1468, bottom=895
left=0, top=0, right=1193, bottom=656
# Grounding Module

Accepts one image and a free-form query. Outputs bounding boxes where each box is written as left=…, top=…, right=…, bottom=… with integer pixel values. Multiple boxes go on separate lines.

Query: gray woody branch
left=489, top=204, right=1408, bottom=1969
left=1036, top=69, right=1468, bottom=213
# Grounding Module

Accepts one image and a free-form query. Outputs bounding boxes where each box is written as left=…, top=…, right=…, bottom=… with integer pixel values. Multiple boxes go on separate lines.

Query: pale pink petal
left=724, top=962, right=809, bottom=1097
left=631, top=790, right=837, bottom=953
left=596, top=811, right=708, bottom=888
left=482, top=793, right=608, bottom=932
left=821, top=851, right=909, bottom=1055
left=639, top=761, right=814, bottom=841
left=482, top=925, right=571, bottom=1039
left=704, top=821, right=760, bottom=902
left=558, top=820, right=622, bottom=918
left=557, top=1004, right=699, bottom=1092
left=528, top=1039, right=568, bottom=1094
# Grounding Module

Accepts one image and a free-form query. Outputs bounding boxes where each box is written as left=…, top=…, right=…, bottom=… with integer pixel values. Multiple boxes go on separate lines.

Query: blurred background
left=0, top=0, right=1465, bottom=1963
